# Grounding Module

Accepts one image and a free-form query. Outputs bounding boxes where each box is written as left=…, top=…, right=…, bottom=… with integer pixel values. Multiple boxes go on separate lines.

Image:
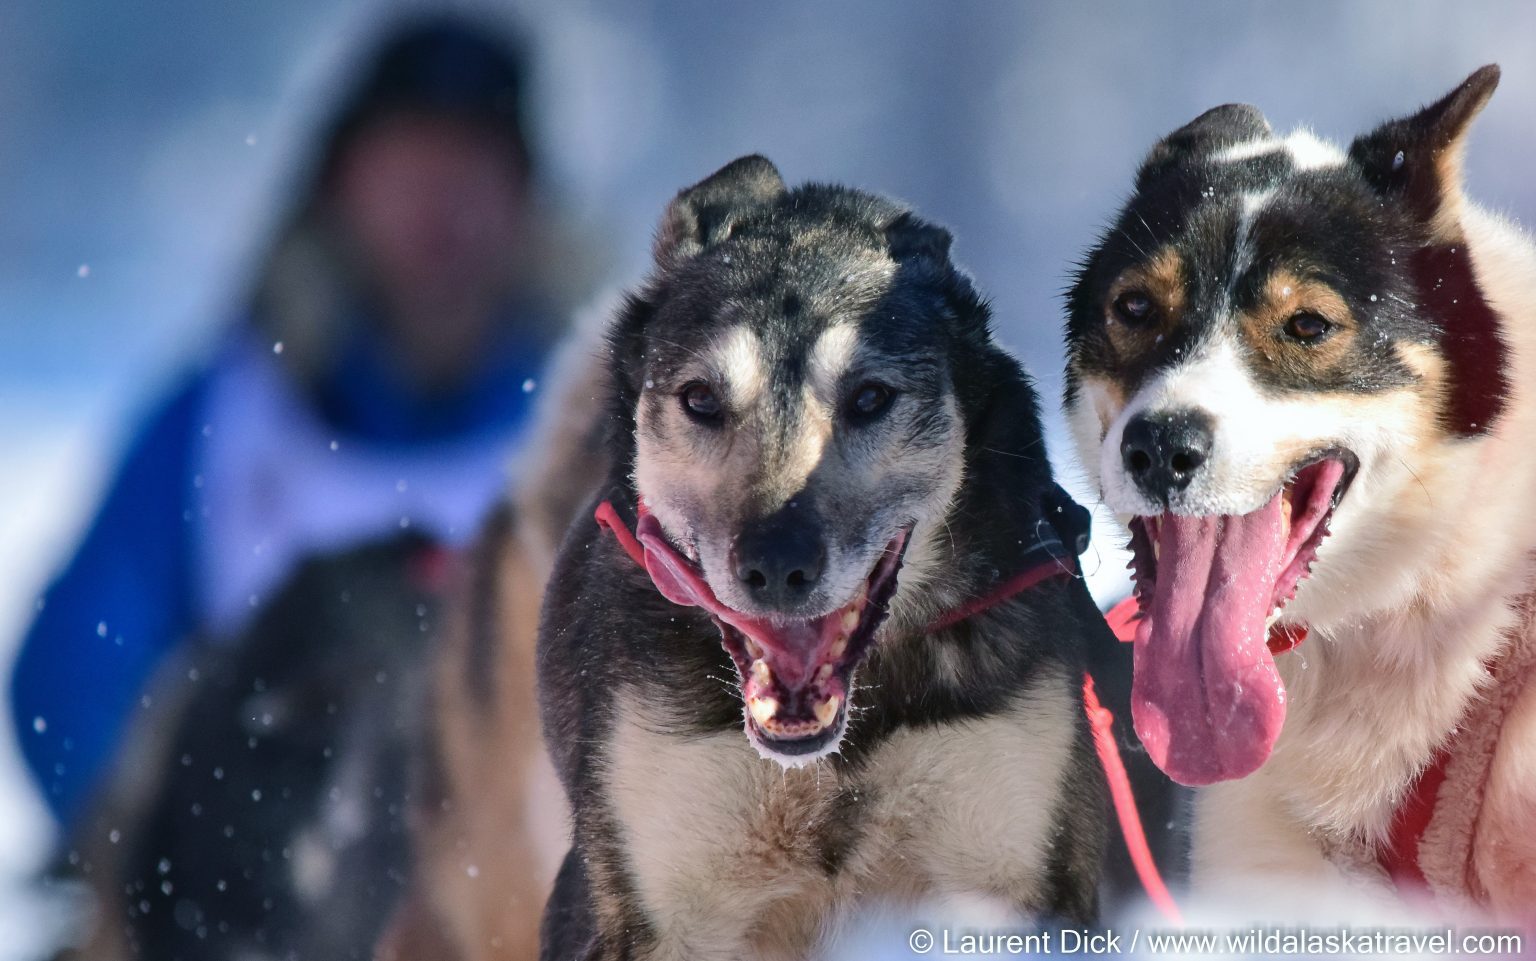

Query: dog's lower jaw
left=744, top=705, right=850, bottom=768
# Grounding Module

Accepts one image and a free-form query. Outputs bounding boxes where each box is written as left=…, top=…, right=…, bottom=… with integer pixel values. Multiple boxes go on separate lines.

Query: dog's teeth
left=841, top=608, right=859, bottom=631
left=748, top=695, right=779, bottom=727
left=829, top=636, right=848, bottom=659
left=745, top=638, right=764, bottom=660
left=815, top=663, right=834, bottom=684
left=751, top=660, right=772, bottom=688
left=813, top=695, right=841, bottom=728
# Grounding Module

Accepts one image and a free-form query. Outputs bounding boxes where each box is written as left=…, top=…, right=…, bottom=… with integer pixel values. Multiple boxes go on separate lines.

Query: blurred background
left=2, top=1, right=1534, bottom=955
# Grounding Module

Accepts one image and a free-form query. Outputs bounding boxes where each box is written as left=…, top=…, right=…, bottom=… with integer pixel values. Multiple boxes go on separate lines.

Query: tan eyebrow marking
left=1103, top=246, right=1186, bottom=360
left=1240, top=269, right=1358, bottom=373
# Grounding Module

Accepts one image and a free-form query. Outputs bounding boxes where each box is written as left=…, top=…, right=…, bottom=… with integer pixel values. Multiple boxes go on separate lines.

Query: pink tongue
left=1131, top=496, right=1289, bottom=786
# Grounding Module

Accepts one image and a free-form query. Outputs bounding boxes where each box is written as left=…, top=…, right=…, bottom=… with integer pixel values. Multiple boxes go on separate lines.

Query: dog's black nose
left=731, top=511, right=826, bottom=609
left=1121, top=409, right=1214, bottom=503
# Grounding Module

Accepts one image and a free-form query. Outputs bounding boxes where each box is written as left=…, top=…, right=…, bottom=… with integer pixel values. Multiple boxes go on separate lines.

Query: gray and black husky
left=537, top=156, right=1113, bottom=959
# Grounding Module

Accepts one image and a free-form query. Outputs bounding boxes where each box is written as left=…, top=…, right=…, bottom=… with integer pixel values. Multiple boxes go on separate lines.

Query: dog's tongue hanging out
left=1131, top=459, right=1345, bottom=786
left=1133, top=508, right=1288, bottom=785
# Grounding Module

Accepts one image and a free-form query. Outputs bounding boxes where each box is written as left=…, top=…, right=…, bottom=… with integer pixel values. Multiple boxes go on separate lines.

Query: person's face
left=331, top=111, right=528, bottom=304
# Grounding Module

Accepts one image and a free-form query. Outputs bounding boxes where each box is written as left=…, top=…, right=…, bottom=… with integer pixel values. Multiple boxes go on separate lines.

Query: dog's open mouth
left=635, top=514, right=908, bottom=764
left=1125, top=451, right=1358, bottom=786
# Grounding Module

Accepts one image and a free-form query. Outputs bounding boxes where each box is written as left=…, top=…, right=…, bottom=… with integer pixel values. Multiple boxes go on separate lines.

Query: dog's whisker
left=980, top=440, right=1043, bottom=460
left=640, top=334, right=715, bottom=368
left=1132, top=209, right=1158, bottom=238
left=705, top=674, right=744, bottom=699
left=940, top=517, right=959, bottom=560
left=1115, top=223, right=1152, bottom=261
left=1395, top=453, right=1432, bottom=507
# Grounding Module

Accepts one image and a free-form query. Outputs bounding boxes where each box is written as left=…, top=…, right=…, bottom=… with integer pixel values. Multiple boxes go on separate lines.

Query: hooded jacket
left=10, top=15, right=594, bottom=825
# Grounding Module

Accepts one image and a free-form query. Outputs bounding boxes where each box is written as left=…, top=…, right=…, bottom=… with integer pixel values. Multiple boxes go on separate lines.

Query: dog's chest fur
left=603, top=671, right=1075, bottom=960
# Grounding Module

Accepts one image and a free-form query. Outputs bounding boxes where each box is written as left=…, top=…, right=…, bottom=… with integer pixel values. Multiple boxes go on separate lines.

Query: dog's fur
left=374, top=505, right=572, bottom=961
left=374, top=312, right=620, bottom=960
left=1066, top=66, right=1536, bottom=918
left=538, top=155, right=1110, bottom=960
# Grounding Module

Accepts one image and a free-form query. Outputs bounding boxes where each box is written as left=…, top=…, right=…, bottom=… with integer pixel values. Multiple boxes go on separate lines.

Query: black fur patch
left=1067, top=140, right=1430, bottom=402
left=1413, top=244, right=1508, bottom=436
left=1067, top=67, right=1509, bottom=439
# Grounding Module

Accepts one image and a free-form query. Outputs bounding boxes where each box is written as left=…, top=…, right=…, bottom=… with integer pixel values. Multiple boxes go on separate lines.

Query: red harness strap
left=925, top=560, right=1081, bottom=634
left=1381, top=746, right=1453, bottom=890
left=1083, top=674, right=1183, bottom=924
left=595, top=499, right=648, bottom=568
left=1380, top=653, right=1512, bottom=896
left=595, top=500, right=1182, bottom=923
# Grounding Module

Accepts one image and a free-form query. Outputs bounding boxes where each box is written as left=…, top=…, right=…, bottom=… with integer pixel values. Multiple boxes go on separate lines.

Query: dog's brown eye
left=681, top=382, right=723, bottom=421
left=1112, top=291, right=1155, bottom=326
left=849, top=383, right=894, bottom=420
left=1284, top=311, right=1332, bottom=343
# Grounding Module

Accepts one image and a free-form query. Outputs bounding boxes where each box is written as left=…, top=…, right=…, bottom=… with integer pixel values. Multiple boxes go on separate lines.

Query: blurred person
left=9, top=14, right=591, bottom=830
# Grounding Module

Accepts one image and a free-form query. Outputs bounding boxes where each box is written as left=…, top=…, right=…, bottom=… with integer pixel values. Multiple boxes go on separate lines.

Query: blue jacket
left=11, top=325, right=543, bottom=825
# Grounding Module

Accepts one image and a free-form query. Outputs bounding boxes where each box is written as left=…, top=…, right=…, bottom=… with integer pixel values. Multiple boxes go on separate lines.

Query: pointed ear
left=654, top=155, right=786, bottom=268
left=881, top=208, right=991, bottom=344
left=1137, top=103, right=1273, bottom=188
left=883, top=210, right=953, bottom=263
left=1348, top=65, right=1500, bottom=243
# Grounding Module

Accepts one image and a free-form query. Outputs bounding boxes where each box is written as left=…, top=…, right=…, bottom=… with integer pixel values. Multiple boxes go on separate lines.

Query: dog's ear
left=1137, top=103, right=1273, bottom=188
left=884, top=211, right=953, bottom=264
left=655, top=155, right=786, bottom=268
left=1348, top=65, right=1499, bottom=243
left=883, top=210, right=992, bottom=344
left=1350, top=66, right=1507, bottom=438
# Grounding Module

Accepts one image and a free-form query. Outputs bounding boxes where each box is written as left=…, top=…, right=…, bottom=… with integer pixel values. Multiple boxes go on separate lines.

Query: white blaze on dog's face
left=615, top=156, right=985, bottom=764
left=1063, top=68, right=1508, bottom=787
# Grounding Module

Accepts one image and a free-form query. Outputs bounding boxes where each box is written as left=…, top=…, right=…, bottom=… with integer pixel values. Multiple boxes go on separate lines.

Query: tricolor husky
left=539, top=155, right=1112, bottom=959
left=1066, top=66, right=1536, bottom=918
